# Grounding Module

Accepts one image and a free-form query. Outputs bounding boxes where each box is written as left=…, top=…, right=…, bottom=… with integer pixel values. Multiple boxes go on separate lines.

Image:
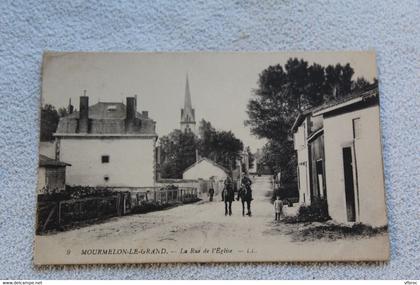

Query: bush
left=284, top=198, right=331, bottom=223
left=272, top=183, right=299, bottom=203
left=131, top=201, right=168, bottom=214
left=297, top=223, right=388, bottom=241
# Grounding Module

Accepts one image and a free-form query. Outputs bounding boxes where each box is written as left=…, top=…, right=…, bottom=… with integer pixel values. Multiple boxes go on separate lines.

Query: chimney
left=125, top=96, right=138, bottom=133
left=79, top=91, right=89, bottom=133
left=68, top=98, right=74, bottom=114
left=126, top=97, right=137, bottom=121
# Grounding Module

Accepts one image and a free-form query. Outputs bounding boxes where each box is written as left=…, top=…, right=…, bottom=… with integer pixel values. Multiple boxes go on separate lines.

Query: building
left=54, top=94, right=157, bottom=187
left=292, top=87, right=387, bottom=226
left=37, top=155, right=71, bottom=194
left=180, top=75, right=196, bottom=133
left=292, top=109, right=325, bottom=206
left=182, top=158, right=229, bottom=181
left=313, top=88, right=387, bottom=227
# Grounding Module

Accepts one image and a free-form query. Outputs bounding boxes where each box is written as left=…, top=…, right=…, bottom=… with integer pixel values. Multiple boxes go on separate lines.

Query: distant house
left=182, top=158, right=229, bottom=181
left=38, top=155, right=70, bottom=194
left=292, top=87, right=387, bottom=226
left=53, top=95, right=158, bottom=187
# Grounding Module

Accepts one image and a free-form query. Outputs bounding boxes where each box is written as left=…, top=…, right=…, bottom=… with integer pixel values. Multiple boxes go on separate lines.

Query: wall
left=323, top=105, right=387, bottom=227
left=39, top=141, right=55, bottom=158
left=45, top=167, right=66, bottom=190
left=294, top=119, right=311, bottom=205
left=58, top=136, right=155, bottom=187
left=183, top=160, right=228, bottom=180
left=309, top=133, right=325, bottom=199
left=37, top=167, right=46, bottom=194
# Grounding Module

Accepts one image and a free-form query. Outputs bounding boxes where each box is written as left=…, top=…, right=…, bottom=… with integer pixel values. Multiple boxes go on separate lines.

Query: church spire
left=180, top=73, right=196, bottom=133
left=184, top=73, right=192, bottom=110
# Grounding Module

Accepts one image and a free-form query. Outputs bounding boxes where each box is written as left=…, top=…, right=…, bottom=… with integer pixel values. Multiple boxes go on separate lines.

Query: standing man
left=208, top=176, right=215, bottom=202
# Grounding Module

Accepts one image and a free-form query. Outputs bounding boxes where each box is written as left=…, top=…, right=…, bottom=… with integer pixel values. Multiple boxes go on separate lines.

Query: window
left=101, top=155, right=110, bottom=163
left=353, top=118, right=361, bottom=139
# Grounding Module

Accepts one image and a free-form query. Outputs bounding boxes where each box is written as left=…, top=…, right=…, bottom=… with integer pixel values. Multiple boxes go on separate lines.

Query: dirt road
left=35, top=175, right=389, bottom=263
left=45, top=175, right=279, bottom=247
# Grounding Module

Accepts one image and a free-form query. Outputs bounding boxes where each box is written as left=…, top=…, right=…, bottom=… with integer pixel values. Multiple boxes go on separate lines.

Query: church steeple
left=180, top=74, right=196, bottom=133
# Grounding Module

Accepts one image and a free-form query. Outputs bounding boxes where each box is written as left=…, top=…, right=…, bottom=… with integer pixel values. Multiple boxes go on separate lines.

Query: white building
left=292, top=110, right=324, bottom=206
left=54, top=95, right=157, bottom=187
left=182, top=158, right=228, bottom=181
left=37, top=155, right=70, bottom=194
left=313, top=88, right=387, bottom=227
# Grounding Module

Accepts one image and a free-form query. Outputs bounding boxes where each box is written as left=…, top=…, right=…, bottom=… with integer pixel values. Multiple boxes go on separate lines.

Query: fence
left=156, top=179, right=225, bottom=198
left=114, top=186, right=198, bottom=208
left=36, top=186, right=198, bottom=234
left=36, top=194, right=123, bottom=234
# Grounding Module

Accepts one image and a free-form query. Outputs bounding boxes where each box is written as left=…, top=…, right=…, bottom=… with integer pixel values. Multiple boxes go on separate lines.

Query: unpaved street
left=44, top=176, right=282, bottom=247
left=36, top=175, right=389, bottom=263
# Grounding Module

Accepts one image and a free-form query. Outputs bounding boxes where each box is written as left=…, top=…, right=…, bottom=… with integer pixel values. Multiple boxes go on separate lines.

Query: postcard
left=34, top=51, right=389, bottom=264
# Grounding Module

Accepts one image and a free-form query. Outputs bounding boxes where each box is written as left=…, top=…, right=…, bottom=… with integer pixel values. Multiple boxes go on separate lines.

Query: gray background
left=0, top=0, right=418, bottom=279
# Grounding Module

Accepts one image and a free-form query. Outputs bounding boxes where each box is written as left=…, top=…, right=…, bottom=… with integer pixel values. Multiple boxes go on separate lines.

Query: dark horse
left=222, top=179, right=235, bottom=216
left=237, top=176, right=253, bottom=216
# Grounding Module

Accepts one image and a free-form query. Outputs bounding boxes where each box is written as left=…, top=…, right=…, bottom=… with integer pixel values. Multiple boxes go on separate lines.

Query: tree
left=325, top=63, right=354, bottom=99
left=58, top=107, right=68, bottom=117
left=159, top=130, right=199, bottom=179
left=245, top=58, right=368, bottom=192
left=40, top=104, right=60, bottom=141
left=352, top=77, right=378, bottom=92
left=198, top=119, right=244, bottom=171
left=159, top=120, right=245, bottom=179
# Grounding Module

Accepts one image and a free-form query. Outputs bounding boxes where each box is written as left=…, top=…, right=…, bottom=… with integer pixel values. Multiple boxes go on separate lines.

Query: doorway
left=342, top=147, right=356, bottom=222
left=316, top=159, right=324, bottom=198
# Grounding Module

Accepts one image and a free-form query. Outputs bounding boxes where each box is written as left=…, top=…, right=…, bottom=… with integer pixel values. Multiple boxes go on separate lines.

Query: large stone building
left=54, top=94, right=157, bottom=187
left=180, top=75, right=196, bottom=133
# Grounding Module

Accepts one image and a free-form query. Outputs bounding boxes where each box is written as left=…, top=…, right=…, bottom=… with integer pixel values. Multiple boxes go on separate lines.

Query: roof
left=291, top=87, right=379, bottom=132
left=182, top=157, right=229, bottom=174
left=181, top=75, right=195, bottom=123
left=39, top=155, right=71, bottom=167
left=291, top=108, right=313, bottom=132
left=55, top=101, right=156, bottom=135
left=312, top=87, right=378, bottom=116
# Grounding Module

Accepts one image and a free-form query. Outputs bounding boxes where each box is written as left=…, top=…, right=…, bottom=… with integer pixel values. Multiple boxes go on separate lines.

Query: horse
left=221, top=184, right=235, bottom=216
left=237, top=186, right=253, bottom=216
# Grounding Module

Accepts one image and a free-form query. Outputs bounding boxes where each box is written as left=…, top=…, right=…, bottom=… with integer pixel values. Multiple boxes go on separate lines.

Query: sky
left=42, top=51, right=377, bottom=151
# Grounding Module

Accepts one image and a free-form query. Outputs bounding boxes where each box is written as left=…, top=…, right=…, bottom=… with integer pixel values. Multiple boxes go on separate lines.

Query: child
left=274, top=196, right=283, bottom=221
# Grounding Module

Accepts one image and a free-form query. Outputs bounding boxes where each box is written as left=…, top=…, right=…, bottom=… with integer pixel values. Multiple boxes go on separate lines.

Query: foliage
left=38, top=186, right=115, bottom=202
left=272, top=182, right=299, bottom=203
left=159, top=130, right=199, bottom=179
left=160, top=120, right=244, bottom=178
left=284, top=198, right=331, bottom=223
left=40, top=104, right=69, bottom=141
left=40, top=104, right=60, bottom=141
left=198, top=119, right=244, bottom=171
left=295, top=223, right=388, bottom=242
left=246, top=58, right=376, bottom=191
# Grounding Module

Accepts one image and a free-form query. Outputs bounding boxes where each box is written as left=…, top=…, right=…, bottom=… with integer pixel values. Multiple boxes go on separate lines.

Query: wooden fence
left=114, top=186, right=198, bottom=207
left=36, top=186, right=198, bottom=234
